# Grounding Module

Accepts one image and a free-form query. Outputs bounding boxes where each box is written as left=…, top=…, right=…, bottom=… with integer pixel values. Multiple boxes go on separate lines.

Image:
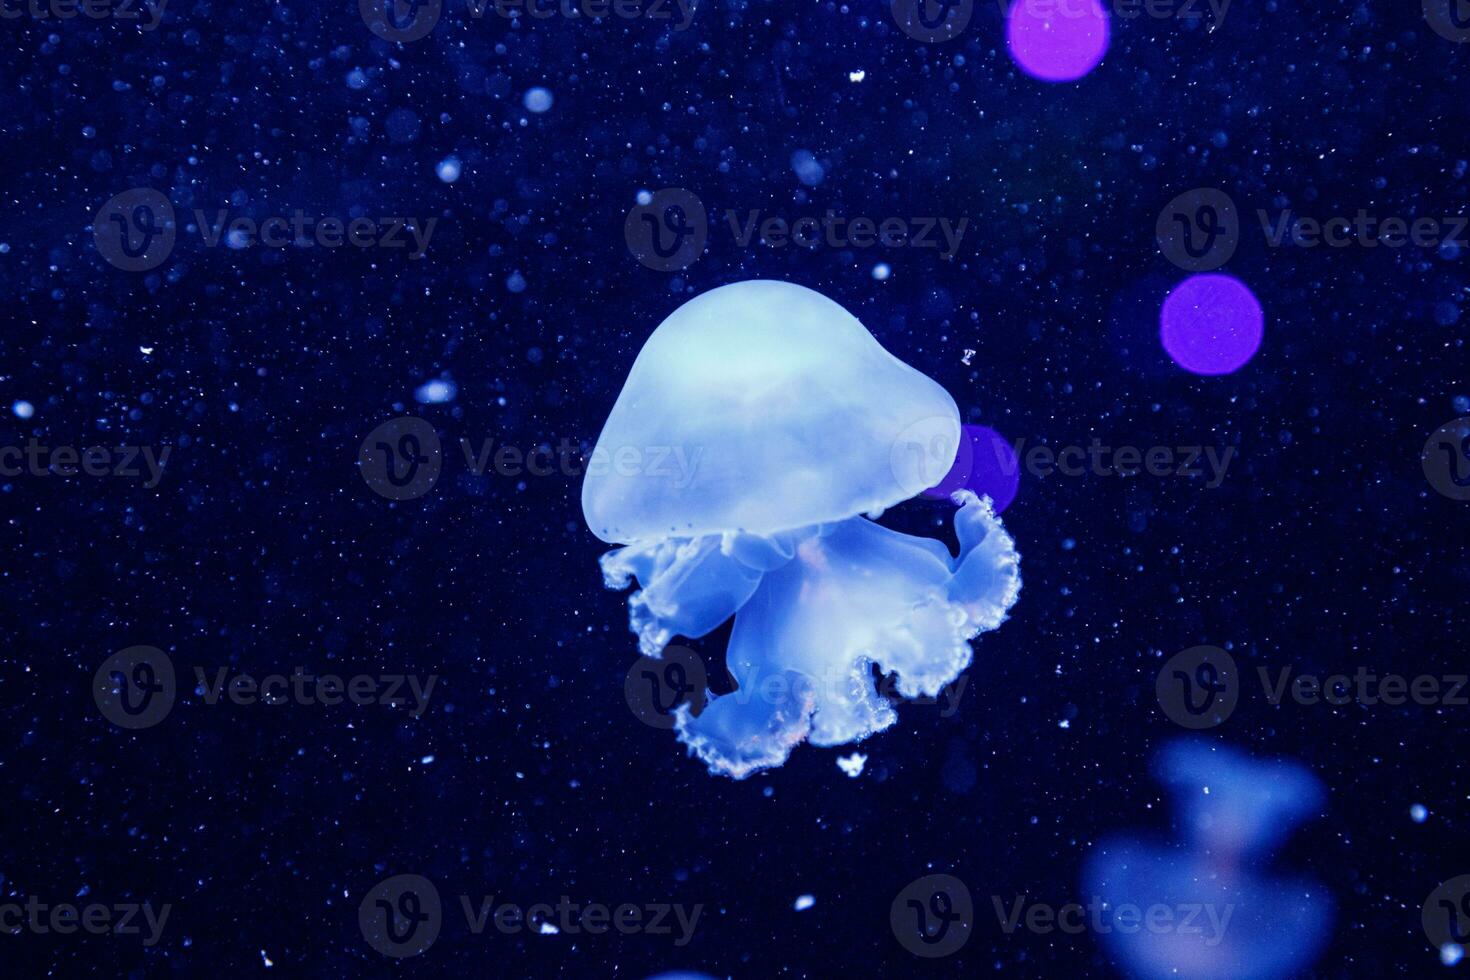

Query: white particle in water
left=523, top=87, right=554, bottom=113
left=12, top=400, right=34, bottom=420
left=1411, top=803, right=1428, bottom=823
left=791, top=149, right=825, bottom=187
left=414, top=379, right=457, bottom=405
left=871, top=263, right=891, bottom=281
left=436, top=157, right=462, bottom=183
left=794, top=894, right=816, bottom=911
left=836, top=752, right=867, bottom=778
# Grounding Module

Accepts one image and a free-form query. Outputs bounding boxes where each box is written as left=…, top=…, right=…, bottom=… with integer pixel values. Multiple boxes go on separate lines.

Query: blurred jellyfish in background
left=1083, top=741, right=1333, bottom=980
left=584, top=280, right=1022, bottom=778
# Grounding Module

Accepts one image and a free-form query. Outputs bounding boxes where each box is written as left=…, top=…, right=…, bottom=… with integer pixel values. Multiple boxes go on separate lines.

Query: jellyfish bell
left=585, top=280, right=1021, bottom=778
left=581, top=279, right=961, bottom=544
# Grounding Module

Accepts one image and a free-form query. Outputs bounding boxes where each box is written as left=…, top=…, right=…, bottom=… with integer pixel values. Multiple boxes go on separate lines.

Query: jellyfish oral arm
left=601, top=535, right=769, bottom=658
left=661, top=492, right=1021, bottom=779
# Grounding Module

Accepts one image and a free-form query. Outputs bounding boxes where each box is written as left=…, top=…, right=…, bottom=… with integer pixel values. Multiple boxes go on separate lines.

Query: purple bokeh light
left=1160, top=274, right=1265, bottom=375
left=1006, top=0, right=1110, bottom=83
left=922, top=424, right=1021, bottom=514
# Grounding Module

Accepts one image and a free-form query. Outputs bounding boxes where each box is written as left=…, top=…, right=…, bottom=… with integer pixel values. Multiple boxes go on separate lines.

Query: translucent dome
left=582, top=280, right=960, bottom=544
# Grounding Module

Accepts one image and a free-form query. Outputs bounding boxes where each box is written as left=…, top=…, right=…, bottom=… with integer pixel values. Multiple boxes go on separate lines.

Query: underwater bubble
left=436, top=157, right=462, bottom=183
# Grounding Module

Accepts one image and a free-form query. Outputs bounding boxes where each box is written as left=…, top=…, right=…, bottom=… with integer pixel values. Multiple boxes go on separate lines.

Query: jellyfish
left=1082, top=741, right=1333, bottom=980
left=583, top=280, right=1021, bottom=778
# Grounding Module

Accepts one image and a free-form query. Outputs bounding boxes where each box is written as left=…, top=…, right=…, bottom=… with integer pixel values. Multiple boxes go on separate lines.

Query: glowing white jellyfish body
left=1083, top=741, right=1333, bottom=980
left=584, top=280, right=1021, bottom=778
